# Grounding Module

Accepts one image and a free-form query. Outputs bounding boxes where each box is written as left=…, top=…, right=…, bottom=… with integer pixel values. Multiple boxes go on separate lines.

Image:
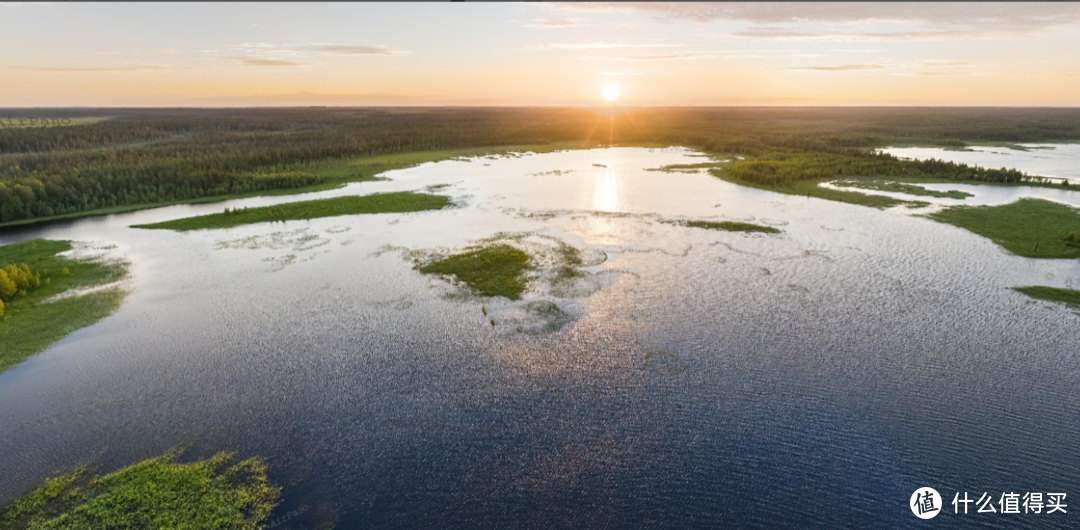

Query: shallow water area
left=883, top=143, right=1080, bottom=183
left=1, top=147, right=1079, bottom=530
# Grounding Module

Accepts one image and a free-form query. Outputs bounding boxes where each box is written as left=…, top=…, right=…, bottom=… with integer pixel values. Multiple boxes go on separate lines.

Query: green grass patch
left=0, top=240, right=128, bottom=374
left=133, top=191, right=450, bottom=231
left=419, top=244, right=531, bottom=300
left=928, top=198, right=1080, bottom=258
left=1013, top=286, right=1080, bottom=310
left=683, top=220, right=781, bottom=234
left=0, top=452, right=279, bottom=530
left=832, top=179, right=973, bottom=199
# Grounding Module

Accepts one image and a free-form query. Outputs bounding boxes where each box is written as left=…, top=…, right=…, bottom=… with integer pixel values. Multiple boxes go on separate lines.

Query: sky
left=2, top=2, right=1080, bottom=107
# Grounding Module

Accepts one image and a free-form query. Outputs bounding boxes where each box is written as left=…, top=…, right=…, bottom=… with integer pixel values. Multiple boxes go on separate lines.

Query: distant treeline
left=2, top=107, right=1079, bottom=223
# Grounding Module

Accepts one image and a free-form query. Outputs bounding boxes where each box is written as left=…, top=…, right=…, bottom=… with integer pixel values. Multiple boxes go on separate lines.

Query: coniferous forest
left=2, top=107, right=1079, bottom=224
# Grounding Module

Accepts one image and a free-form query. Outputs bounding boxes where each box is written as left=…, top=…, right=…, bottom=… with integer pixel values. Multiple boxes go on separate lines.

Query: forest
left=2, top=107, right=1080, bottom=224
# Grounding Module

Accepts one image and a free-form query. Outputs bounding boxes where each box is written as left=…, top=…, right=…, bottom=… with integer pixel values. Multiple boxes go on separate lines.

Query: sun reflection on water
left=591, top=166, right=620, bottom=212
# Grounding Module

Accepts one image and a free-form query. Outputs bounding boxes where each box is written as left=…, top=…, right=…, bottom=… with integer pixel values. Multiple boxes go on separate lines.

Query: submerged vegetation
left=682, top=220, right=782, bottom=234
left=831, top=179, right=974, bottom=199
left=4, top=107, right=1080, bottom=226
left=0, top=452, right=279, bottom=530
left=928, top=198, right=1080, bottom=258
left=419, top=244, right=532, bottom=300
left=1013, top=286, right=1080, bottom=310
left=133, top=191, right=450, bottom=231
left=0, top=239, right=128, bottom=374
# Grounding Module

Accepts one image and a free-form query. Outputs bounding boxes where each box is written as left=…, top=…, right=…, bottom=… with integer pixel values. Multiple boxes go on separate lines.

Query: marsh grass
left=134, top=191, right=450, bottom=231
left=0, top=452, right=280, bottom=530
left=1013, top=286, right=1080, bottom=310
left=0, top=240, right=128, bottom=374
left=678, top=220, right=782, bottom=234
left=928, top=198, right=1080, bottom=258
left=709, top=170, right=915, bottom=209
left=419, top=244, right=532, bottom=300
left=832, top=179, right=973, bottom=199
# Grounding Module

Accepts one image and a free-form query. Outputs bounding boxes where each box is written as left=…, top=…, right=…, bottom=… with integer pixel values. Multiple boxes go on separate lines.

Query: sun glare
left=602, top=85, right=620, bottom=102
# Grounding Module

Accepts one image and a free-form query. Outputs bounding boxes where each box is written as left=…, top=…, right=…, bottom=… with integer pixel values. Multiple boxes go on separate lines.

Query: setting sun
left=602, top=85, right=620, bottom=102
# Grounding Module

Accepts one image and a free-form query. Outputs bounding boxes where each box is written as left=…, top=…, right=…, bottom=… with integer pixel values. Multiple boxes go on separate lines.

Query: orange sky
left=2, top=2, right=1079, bottom=106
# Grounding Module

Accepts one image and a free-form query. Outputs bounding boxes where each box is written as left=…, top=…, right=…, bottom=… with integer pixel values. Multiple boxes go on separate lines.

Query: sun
left=602, top=85, right=620, bottom=102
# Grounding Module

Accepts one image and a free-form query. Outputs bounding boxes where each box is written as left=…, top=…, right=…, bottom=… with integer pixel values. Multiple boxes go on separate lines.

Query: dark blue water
left=1, top=148, right=1077, bottom=529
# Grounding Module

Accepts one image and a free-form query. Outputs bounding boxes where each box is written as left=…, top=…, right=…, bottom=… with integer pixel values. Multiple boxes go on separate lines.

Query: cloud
left=579, top=53, right=713, bottom=61
left=223, top=57, right=310, bottom=67
left=524, top=17, right=588, bottom=29
left=596, top=69, right=673, bottom=76
left=292, top=44, right=410, bottom=56
left=552, top=2, right=1080, bottom=31
left=725, top=27, right=1021, bottom=42
left=782, top=64, right=886, bottom=71
left=529, top=42, right=683, bottom=50
left=781, top=60, right=972, bottom=72
left=548, top=2, right=1080, bottom=43
left=917, top=60, right=972, bottom=67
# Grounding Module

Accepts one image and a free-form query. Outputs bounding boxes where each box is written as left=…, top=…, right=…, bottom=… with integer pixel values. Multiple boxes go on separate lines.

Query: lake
left=1, top=147, right=1078, bottom=529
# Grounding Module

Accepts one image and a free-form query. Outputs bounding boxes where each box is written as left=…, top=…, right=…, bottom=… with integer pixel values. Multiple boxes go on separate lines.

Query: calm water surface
left=1, top=147, right=1078, bottom=529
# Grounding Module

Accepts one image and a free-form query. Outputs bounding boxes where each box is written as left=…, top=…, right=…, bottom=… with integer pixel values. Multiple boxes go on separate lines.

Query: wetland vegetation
left=831, top=179, right=973, bottom=199
left=133, top=191, right=450, bottom=231
left=0, top=239, right=127, bottom=374
left=682, top=220, right=782, bottom=234
left=1013, top=286, right=1080, bottom=310
left=5, top=107, right=1080, bottom=227
left=419, top=244, right=532, bottom=300
left=928, top=198, right=1080, bottom=258
left=0, top=452, right=279, bottom=530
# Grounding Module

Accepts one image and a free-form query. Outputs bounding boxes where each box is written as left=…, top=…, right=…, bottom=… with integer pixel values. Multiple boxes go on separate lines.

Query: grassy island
left=928, top=198, right=1080, bottom=258
left=683, top=220, right=782, bottom=234
left=0, top=452, right=279, bottom=530
left=0, top=239, right=128, bottom=374
left=133, top=191, right=450, bottom=231
left=419, top=244, right=532, bottom=300
left=1013, top=286, right=1080, bottom=310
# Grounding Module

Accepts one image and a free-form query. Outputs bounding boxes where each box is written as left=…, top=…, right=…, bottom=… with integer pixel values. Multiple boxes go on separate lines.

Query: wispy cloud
left=548, top=2, right=1080, bottom=44
left=579, top=53, right=711, bottom=61
left=530, top=42, right=683, bottom=50
left=524, top=17, right=588, bottom=29
left=291, top=44, right=410, bottom=56
left=782, top=64, right=886, bottom=72
left=725, top=27, right=1020, bottom=42
left=551, top=2, right=1080, bottom=32
left=596, top=69, right=673, bottom=76
left=223, top=57, right=310, bottom=67
left=782, top=60, right=973, bottom=73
